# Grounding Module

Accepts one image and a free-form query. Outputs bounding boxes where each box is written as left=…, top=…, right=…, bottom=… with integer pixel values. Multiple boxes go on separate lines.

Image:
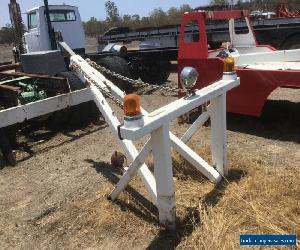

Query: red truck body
left=178, top=10, right=300, bottom=116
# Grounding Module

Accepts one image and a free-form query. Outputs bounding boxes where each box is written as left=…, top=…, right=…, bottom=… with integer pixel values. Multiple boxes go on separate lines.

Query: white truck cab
left=24, top=5, right=85, bottom=53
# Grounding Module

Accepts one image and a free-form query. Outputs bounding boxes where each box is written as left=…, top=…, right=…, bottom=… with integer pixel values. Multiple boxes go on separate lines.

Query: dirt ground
left=0, top=44, right=14, bottom=63
left=0, top=41, right=299, bottom=249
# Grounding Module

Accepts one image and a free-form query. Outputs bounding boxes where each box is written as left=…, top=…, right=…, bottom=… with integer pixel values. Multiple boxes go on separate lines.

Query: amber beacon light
left=223, top=56, right=236, bottom=73
left=124, top=94, right=142, bottom=117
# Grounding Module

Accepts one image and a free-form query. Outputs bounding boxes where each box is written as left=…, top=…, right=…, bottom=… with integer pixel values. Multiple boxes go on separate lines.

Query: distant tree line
left=0, top=25, right=14, bottom=45
left=83, top=1, right=193, bottom=36
left=1, top=0, right=300, bottom=44
left=211, top=0, right=300, bottom=11
left=84, top=0, right=300, bottom=36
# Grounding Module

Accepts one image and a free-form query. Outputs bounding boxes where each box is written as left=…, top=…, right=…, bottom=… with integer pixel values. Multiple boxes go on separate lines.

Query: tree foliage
left=0, top=24, right=14, bottom=45
left=210, top=0, right=300, bottom=10
left=105, top=1, right=120, bottom=24
left=1, top=0, right=300, bottom=42
left=84, top=1, right=193, bottom=35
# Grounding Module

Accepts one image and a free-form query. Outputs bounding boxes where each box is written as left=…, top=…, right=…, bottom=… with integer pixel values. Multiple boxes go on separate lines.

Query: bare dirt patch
left=0, top=44, right=13, bottom=63
left=0, top=41, right=299, bottom=249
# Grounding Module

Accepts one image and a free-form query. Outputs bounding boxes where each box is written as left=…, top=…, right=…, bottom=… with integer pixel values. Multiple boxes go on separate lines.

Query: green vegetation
left=83, top=2, right=193, bottom=36
left=2, top=1, right=300, bottom=42
left=83, top=0, right=300, bottom=36
left=0, top=24, right=14, bottom=45
left=211, top=0, right=300, bottom=10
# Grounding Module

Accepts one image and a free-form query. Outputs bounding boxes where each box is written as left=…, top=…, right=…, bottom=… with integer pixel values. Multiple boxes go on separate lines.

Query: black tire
left=140, top=61, right=171, bottom=84
left=52, top=71, right=100, bottom=126
left=57, top=71, right=85, bottom=91
left=281, top=35, right=300, bottom=50
left=0, top=150, right=5, bottom=169
left=96, top=56, right=133, bottom=93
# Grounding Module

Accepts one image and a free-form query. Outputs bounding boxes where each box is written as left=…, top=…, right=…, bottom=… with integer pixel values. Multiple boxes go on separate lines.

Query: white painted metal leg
left=170, top=134, right=222, bottom=182
left=181, top=111, right=209, bottom=143
left=151, top=124, right=176, bottom=229
left=209, top=94, right=228, bottom=176
left=109, top=139, right=152, bottom=201
left=89, top=85, right=157, bottom=202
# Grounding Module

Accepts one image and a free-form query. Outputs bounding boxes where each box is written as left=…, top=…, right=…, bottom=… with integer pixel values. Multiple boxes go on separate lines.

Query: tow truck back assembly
left=0, top=40, right=239, bottom=228
left=0, top=3, right=299, bottom=228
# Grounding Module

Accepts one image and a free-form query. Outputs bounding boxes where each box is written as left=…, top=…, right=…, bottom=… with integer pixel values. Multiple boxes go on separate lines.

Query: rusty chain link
left=85, top=58, right=182, bottom=93
left=70, top=63, right=124, bottom=108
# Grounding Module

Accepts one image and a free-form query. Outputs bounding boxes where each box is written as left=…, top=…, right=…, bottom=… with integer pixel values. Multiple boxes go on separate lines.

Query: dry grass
left=60, top=137, right=300, bottom=249
left=177, top=140, right=300, bottom=249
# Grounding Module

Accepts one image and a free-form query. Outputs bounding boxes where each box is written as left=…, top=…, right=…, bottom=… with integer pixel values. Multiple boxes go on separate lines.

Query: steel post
left=209, top=94, right=228, bottom=176
left=151, top=124, right=176, bottom=229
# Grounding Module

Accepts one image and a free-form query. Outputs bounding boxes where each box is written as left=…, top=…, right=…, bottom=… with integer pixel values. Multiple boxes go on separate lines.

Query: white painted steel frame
left=0, top=47, right=238, bottom=229
left=0, top=88, right=92, bottom=128
left=236, top=49, right=300, bottom=66
left=71, top=56, right=158, bottom=203
left=119, top=79, right=238, bottom=141
left=70, top=54, right=239, bottom=229
left=71, top=55, right=224, bottom=183
left=118, top=77, right=238, bottom=228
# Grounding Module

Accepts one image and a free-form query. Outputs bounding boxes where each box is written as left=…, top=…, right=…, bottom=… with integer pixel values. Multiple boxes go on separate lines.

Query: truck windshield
left=47, top=10, right=76, bottom=22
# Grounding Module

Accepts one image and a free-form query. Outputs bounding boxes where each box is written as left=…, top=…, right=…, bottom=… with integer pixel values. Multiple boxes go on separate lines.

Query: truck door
left=24, top=11, right=41, bottom=52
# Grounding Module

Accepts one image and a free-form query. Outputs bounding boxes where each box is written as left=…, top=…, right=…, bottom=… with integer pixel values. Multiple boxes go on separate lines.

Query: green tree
left=179, top=4, right=193, bottom=13
left=0, top=24, right=14, bottom=45
left=105, top=1, right=120, bottom=24
left=167, top=7, right=180, bottom=24
left=210, top=0, right=229, bottom=5
left=83, top=17, right=108, bottom=36
left=149, top=8, right=168, bottom=26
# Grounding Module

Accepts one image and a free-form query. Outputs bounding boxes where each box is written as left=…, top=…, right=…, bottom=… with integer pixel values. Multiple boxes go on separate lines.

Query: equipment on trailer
left=276, top=2, right=300, bottom=18
left=178, top=10, right=300, bottom=117
left=0, top=63, right=93, bottom=167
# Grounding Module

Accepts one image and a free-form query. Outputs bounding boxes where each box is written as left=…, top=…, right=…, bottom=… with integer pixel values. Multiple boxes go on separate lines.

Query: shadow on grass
left=85, top=159, right=158, bottom=224
left=86, top=156, right=246, bottom=249
left=172, top=157, right=208, bottom=182
left=227, top=99, right=300, bottom=143
left=16, top=110, right=106, bottom=163
left=146, top=168, right=246, bottom=250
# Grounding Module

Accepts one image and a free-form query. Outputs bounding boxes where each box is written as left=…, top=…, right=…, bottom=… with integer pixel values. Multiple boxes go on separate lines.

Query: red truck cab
left=178, top=10, right=300, bottom=116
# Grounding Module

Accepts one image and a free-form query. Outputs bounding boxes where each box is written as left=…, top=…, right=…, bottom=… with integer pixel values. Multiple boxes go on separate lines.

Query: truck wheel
left=281, top=36, right=300, bottom=50
left=0, top=128, right=15, bottom=167
left=140, top=61, right=171, bottom=84
left=96, top=56, right=133, bottom=93
left=52, top=71, right=100, bottom=126
left=0, top=150, right=5, bottom=169
left=57, top=71, right=85, bottom=91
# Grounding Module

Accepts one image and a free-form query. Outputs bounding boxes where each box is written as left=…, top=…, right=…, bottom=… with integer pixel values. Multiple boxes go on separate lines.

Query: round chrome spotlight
left=180, top=67, right=198, bottom=91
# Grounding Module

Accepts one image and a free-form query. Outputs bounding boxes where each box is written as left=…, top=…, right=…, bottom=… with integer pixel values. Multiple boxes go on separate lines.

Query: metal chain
left=86, top=58, right=182, bottom=93
left=70, top=63, right=124, bottom=108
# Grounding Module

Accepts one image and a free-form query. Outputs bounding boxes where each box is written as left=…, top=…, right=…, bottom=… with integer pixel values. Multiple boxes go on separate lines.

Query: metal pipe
left=44, top=0, right=57, bottom=50
left=0, top=63, right=20, bottom=72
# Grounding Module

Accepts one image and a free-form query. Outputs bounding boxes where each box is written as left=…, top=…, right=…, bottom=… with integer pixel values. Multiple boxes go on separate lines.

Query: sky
left=0, top=0, right=209, bottom=27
